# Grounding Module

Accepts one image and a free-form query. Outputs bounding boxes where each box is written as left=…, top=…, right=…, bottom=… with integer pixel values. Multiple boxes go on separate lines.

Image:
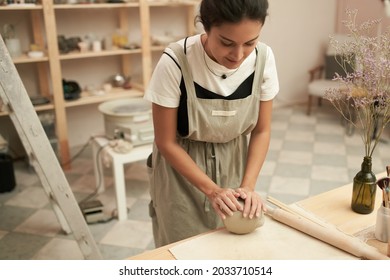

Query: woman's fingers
left=212, top=188, right=243, bottom=218
left=238, top=190, right=264, bottom=219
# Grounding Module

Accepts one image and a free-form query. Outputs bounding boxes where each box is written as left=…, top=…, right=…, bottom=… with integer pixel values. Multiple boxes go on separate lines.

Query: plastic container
left=375, top=205, right=390, bottom=243
left=5, top=38, right=21, bottom=58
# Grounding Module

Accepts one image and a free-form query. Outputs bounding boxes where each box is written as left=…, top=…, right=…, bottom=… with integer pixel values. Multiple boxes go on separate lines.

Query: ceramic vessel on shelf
left=5, top=38, right=21, bottom=58
left=351, top=156, right=376, bottom=214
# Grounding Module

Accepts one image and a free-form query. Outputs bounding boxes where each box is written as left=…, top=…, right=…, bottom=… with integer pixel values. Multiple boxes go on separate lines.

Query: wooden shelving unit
left=0, top=0, right=199, bottom=168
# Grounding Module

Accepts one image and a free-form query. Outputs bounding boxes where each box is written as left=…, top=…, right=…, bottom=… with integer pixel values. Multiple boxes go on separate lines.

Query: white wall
left=261, top=0, right=338, bottom=107
left=336, top=0, right=390, bottom=33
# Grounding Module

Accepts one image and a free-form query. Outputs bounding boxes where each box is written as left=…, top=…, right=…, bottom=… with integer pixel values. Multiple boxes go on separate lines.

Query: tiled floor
left=1, top=103, right=389, bottom=260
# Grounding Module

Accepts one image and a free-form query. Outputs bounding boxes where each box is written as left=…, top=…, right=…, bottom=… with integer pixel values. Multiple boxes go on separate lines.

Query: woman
left=144, top=0, right=279, bottom=247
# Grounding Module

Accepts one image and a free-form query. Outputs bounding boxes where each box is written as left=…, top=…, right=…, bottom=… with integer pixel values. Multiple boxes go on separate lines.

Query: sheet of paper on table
left=169, top=216, right=358, bottom=260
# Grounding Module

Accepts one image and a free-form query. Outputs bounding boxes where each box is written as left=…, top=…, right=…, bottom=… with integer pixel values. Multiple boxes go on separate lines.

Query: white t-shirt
left=144, top=34, right=279, bottom=108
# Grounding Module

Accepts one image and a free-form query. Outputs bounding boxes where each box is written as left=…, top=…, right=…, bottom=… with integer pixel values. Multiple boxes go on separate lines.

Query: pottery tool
left=266, top=196, right=389, bottom=260
left=385, top=186, right=390, bottom=208
left=383, top=187, right=388, bottom=208
left=376, top=177, right=390, bottom=208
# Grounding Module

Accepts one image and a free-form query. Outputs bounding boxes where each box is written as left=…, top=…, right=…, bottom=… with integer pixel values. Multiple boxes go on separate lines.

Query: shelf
left=0, top=88, right=143, bottom=116
left=151, top=45, right=167, bottom=52
left=13, top=54, right=49, bottom=64
left=0, top=110, right=9, bottom=117
left=59, top=48, right=142, bottom=60
left=147, top=0, right=199, bottom=7
left=34, top=102, right=55, bottom=112
left=64, top=87, right=143, bottom=108
left=0, top=4, right=43, bottom=10
left=53, top=2, right=139, bottom=9
left=0, top=102, right=55, bottom=117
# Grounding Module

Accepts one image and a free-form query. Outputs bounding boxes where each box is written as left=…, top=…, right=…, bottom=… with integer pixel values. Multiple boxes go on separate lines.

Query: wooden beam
left=41, top=0, right=71, bottom=169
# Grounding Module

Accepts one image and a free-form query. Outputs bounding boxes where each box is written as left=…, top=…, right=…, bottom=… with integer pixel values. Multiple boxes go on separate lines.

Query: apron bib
left=149, top=42, right=267, bottom=247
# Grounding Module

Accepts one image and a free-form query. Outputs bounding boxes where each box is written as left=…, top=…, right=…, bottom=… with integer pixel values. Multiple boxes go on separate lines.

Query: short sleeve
left=143, top=49, right=182, bottom=108
left=260, top=46, right=279, bottom=101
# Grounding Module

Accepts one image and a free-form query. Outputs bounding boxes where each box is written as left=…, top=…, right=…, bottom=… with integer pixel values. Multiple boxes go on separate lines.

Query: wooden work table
left=129, top=173, right=388, bottom=260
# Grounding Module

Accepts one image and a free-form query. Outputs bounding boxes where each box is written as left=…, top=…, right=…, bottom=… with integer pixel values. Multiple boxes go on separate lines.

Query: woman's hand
left=236, top=187, right=266, bottom=219
left=208, top=188, right=242, bottom=219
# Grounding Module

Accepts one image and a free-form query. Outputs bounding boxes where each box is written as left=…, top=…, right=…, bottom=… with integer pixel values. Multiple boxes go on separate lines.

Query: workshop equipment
left=98, top=98, right=154, bottom=146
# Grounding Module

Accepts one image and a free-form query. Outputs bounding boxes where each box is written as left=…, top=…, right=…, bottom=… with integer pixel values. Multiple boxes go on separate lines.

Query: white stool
left=91, top=136, right=152, bottom=221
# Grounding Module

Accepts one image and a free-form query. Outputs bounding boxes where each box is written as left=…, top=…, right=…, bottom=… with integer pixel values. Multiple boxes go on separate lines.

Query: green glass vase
left=351, top=156, right=376, bottom=214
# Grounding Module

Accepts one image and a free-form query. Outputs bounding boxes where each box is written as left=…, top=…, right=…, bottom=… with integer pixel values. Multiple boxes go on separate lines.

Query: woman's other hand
left=236, top=187, right=266, bottom=219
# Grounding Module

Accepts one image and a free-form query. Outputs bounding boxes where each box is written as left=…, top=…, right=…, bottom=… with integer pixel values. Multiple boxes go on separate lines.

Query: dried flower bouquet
left=325, top=9, right=390, bottom=158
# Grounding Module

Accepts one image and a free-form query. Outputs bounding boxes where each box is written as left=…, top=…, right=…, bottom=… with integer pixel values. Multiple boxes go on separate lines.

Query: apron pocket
left=146, top=152, right=157, bottom=207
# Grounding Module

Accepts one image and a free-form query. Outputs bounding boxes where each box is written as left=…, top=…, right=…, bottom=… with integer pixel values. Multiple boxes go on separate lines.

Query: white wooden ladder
left=0, top=35, right=102, bottom=260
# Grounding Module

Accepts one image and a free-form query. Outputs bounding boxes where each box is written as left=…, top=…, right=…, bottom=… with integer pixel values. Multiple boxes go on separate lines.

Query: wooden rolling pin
left=267, top=207, right=389, bottom=260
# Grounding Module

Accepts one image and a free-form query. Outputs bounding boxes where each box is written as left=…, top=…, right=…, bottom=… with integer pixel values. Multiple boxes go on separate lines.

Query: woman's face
left=204, top=18, right=263, bottom=69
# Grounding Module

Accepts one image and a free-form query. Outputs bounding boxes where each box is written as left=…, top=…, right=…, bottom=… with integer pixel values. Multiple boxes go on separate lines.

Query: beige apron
left=149, top=42, right=267, bottom=247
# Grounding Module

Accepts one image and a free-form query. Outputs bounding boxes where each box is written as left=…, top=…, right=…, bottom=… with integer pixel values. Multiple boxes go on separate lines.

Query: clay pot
left=223, top=199, right=265, bottom=234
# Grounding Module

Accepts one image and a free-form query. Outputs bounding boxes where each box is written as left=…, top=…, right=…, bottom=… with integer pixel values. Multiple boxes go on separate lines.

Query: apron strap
left=168, top=42, right=197, bottom=103
left=169, top=41, right=268, bottom=101
left=251, top=42, right=267, bottom=98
